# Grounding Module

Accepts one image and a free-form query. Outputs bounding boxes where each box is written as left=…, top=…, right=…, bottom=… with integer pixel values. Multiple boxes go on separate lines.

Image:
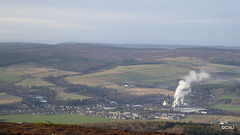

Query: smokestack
left=172, top=70, right=209, bottom=107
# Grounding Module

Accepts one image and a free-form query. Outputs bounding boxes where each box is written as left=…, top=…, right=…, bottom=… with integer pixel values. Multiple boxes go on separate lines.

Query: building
left=163, top=101, right=168, bottom=106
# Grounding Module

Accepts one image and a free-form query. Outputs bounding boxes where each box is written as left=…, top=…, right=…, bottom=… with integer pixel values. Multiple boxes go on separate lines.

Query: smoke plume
left=173, top=70, right=209, bottom=107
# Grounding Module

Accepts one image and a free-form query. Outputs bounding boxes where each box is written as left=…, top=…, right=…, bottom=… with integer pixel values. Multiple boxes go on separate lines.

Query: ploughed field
left=0, top=93, right=22, bottom=104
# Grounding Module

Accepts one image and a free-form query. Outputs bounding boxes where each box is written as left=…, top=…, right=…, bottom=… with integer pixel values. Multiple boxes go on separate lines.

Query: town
left=0, top=95, right=225, bottom=122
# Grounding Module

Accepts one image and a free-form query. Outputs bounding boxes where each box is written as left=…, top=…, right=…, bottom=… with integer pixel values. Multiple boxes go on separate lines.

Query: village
left=2, top=93, right=239, bottom=127
left=0, top=95, right=218, bottom=121
left=0, top=102, right=186, bottom=120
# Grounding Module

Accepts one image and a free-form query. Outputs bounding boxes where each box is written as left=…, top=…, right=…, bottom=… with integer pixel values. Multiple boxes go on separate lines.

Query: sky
left=0, top=0, right=240, bottom=46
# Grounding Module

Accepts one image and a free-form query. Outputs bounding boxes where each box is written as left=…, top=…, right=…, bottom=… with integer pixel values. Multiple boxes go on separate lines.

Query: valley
left=0, top=42, right=240, bottom=134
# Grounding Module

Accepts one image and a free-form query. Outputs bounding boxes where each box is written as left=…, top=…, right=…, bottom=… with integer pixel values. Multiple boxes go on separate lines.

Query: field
left=0, top=93, right=22, bottom=104
left=179, top=115, right=240, bottom=124
left=123, top=88, right=174, bottom=96
left=66, top=64, right=190, bottom=95
left=214, top=92, right=240, bottom=110
left=218, top=92, right=240, bottom=100
left=15, top=78, right=55, bottom=87
left=166, top=57, right=240, bottom=78
left=0, top=73, right=20, bottom=83
left=0, top=62, right=80, bottom=87
left=56, top=92, right=92, bottom=100
left=66, top=64, right=190, bottom=83
left=0, top=114, right=119, bottom=124
left=213, top=104, right=240, bottom=112
left=65, top=61, right=240, bottom=96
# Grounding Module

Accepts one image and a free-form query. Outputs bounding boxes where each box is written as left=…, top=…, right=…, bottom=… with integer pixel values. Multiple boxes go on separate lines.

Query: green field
left=65, top=64, right=190, bottom=95
left=15, top=78, right=55, bottom=87
left=204, top=79, right=224, bottom=85
left=0, top=93, right=22, bottom=104
left=0, top=63, right=80, bottom=87
left=180, top=115, right=240, bottom=124
left=206, top=63, right=240, bottom=74
left=66, top=64, right=190, bottom=90
left=216, top=92, right=240, bottom=105
left=66, top=61, right=240, bottom=87
left=0, top=114, right=119, bottom=124
left=0, top=73, right=20, bottom=82
left=64, top=57, right=240, bottom=97
left=218, top=94, right=240, bottom=100
left=56, top=92, right=92, bottom=100
left=213, top=104, right=240, bottom=112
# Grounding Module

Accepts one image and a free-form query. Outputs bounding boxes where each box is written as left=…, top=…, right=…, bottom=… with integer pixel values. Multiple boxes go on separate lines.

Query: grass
left=218, top=94, right=240, bottom=100
left=113, top=72, right=152, bottom=83
left=203, top=79, right=224, bottom=85
left=217, top=92, right=240, bottom=105
left=124, top=88, right=174, bottom=96
left=0, top=93, right=22, bottom=104
left=1, top=114, right=239, bottom=125
left=56, top=92, right=92, bottom=100
left=0, top=114, right=119, bottom=124
left=39, top=58, right=108, bottom=73
left=33, top=70, right=78, bottom=78
left=0, top=73, right=20, bottom=82
left=0, top=63, right=80, bottom=87
left=180, top=115, right=240, bottom=123
left=213, top=104, right=240, bottom=112
left=206, top=63, right=240, bottom=74
left=15, top=78, right=54, bottom=87
left=64, top=58, right=240, bottom=97
left=65, top=64, right=190, bottom=95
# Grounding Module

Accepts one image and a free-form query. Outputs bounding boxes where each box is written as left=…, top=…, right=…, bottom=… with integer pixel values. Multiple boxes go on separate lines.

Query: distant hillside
left=1, top=42, right=240, bottom=114
left=1, top=42, right=240, bottom=73
left=56, top=42, right=240, bottom=50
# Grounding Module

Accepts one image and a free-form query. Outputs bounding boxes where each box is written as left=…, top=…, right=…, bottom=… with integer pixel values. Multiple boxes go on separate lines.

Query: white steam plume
left=173, top=70, right=209, bottom=107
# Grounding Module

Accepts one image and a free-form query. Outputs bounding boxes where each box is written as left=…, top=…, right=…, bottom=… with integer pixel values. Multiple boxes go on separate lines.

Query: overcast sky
left=0, top=0, right=240, bottom=46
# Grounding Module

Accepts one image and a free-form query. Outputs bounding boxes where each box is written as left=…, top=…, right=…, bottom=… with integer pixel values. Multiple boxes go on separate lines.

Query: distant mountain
left=56, top=42, right=240, bottom=50
left=1, top=42, right=240, bottom=50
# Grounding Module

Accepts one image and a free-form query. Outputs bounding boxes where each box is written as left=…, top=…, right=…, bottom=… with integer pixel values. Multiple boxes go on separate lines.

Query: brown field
left=0, top=93, right=22, bottom=104
left=2, top=62, right=79, bottom=77
left=2, top=63, right=55, bottom=75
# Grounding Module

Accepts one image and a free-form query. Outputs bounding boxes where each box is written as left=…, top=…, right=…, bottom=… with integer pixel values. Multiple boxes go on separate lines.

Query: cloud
left=0, top=0, right=239, bottom=45
left=0, top=29, right=11, bottom=34
left=0, top=17, right=87, bottom=29
left=1, top=5, right=233, bottom=26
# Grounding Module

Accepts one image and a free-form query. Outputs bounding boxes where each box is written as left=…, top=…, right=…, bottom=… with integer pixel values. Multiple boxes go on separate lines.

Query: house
left=220, top=120, right=229, bottom=125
